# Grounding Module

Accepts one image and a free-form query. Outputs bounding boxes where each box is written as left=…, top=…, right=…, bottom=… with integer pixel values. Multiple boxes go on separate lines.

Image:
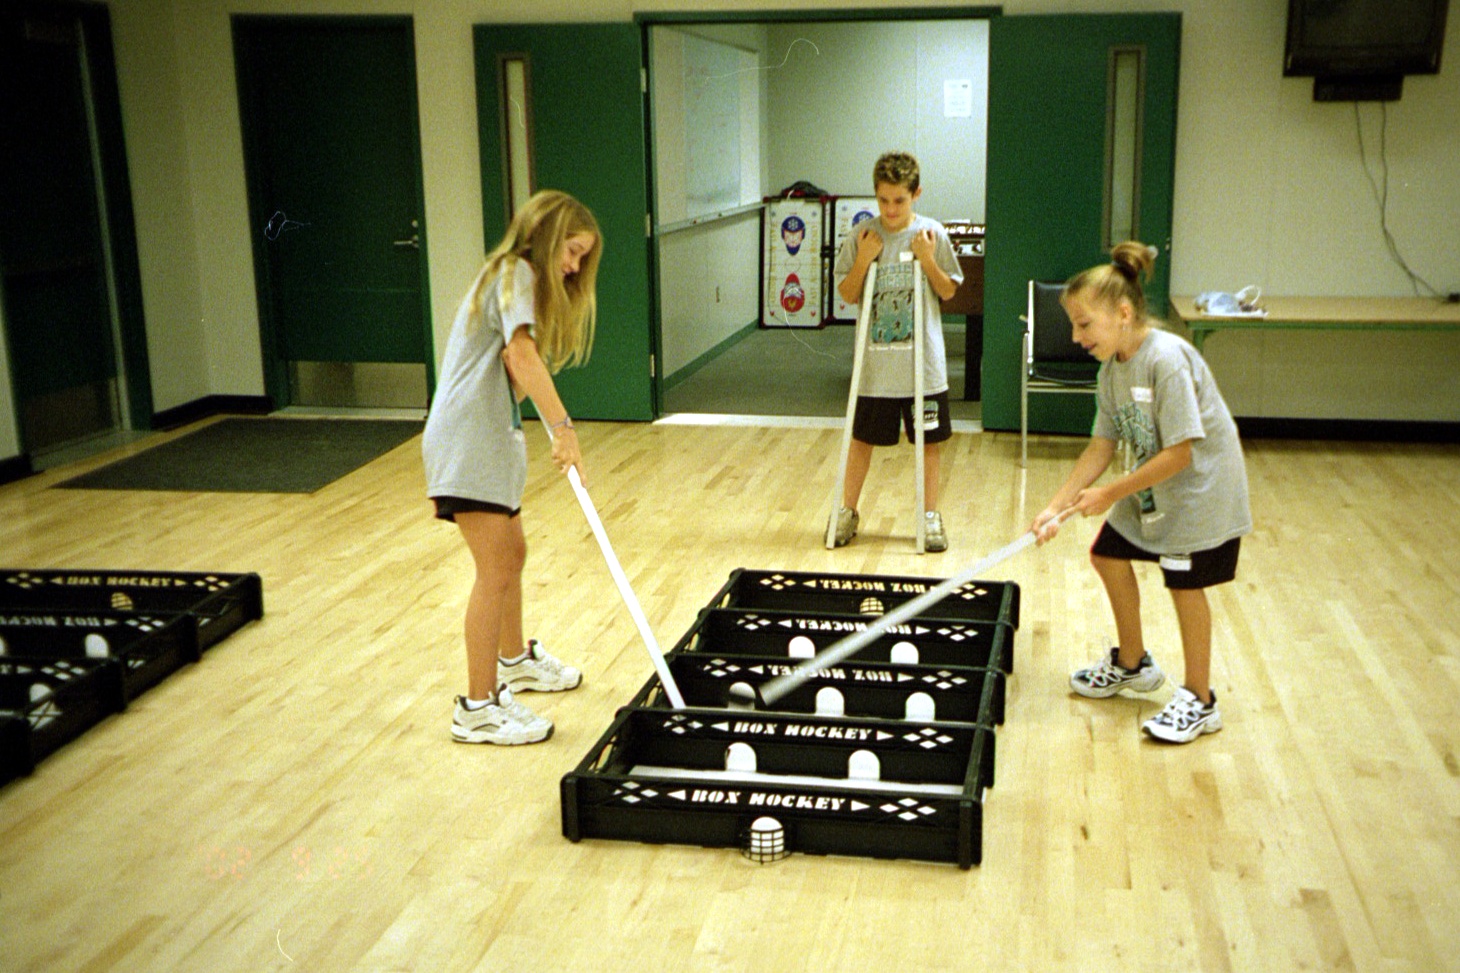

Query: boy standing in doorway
left=829, top=152, right=962, bottom=551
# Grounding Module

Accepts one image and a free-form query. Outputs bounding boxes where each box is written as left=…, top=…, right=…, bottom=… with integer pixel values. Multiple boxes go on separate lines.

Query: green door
left=234, top=16, right=431, bottom=405
left=1, top=8, right=119, bottom=452
left=984, top=13, right=1180, bottom=433
left=473, top=24, right=654, bottom=421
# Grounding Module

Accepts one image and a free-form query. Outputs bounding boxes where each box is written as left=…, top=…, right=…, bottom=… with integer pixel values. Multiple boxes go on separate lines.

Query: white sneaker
left=496, top=685, right=555, bottom=736
left=1144, top=687, right=1222, bottom=743
left=924, top=511, right=948, bottom=553
left=1070, top=647, right=1166, bottom=698
left=500, top=639, right=582, bottom=692
left=829, top=507, right=859, bottom=547
left=451, top=686, right=553, bottom=745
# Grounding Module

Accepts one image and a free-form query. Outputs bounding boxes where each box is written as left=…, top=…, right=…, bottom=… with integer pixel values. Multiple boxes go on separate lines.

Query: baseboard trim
left=0, top=452, right=35, bottom=486
left=663, top=321, right=759, bottom=391
left=1235, top=417, right=1460, bottom=444
left=152, top=395, right=273, bottom=431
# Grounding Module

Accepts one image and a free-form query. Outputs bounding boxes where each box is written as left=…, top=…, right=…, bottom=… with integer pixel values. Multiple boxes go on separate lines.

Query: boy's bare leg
left=923, top=442, right=941, bottom=511
left=456, top=511, right=527, bottom=700
left=1091, top=553, right=1145, bottom=669
left=842, top=439, right=874, bottom=511
left=1169, top=587, right=1213, bottom=703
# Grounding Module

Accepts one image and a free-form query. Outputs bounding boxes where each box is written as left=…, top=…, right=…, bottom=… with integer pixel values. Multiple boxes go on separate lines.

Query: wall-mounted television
left=1285, top=0, right=1450, bottom=101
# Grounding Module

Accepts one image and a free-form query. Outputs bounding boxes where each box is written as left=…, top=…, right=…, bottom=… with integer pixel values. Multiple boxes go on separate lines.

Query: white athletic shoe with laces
left=1143, top=687, right=1222, bottom=743
left=1070, top=647, right=1166, bottom=697
left=452, top=686, right=553, bottom=745
left=829, top=507, right=859, bottom=547
left=500, top=639, right=582, bottom=692
left=924, top=511, right=948, bottom=553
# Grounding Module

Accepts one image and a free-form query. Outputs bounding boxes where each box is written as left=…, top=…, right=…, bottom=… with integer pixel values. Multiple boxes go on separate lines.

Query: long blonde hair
left=1063, top=240, right=1159, bottom=320
left=464, top=190, right=600, bottom=372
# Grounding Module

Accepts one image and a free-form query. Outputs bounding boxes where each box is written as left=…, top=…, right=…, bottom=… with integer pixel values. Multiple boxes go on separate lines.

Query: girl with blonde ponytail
left=422, top=190, right=602, bottom=746
left=1032, top=240, right=1252, bottom=744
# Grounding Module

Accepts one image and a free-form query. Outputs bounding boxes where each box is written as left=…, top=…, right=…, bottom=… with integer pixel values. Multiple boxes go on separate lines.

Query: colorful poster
left=762, top=199, right=823, bottom=328
left=831, top=197, right=877, bottom=320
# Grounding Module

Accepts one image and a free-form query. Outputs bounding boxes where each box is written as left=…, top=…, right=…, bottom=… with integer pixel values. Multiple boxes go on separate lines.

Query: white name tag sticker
left=1132, top=386, right=1154, bottom=403
left=1159, top=554, right=1192, bottom=572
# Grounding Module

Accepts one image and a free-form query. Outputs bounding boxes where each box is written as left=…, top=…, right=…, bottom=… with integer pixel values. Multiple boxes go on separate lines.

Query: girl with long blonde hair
left=422, top=190, right=601, bottom=745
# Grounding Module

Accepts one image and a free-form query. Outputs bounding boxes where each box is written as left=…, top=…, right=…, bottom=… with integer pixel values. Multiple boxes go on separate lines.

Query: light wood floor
left=2, top=418, right=1458, bottom=972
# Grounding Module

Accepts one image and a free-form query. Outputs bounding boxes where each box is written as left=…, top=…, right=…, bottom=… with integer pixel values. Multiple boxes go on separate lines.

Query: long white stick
left=540, top=419, right=686, bottom=709
left=912, top=257, right=926, bottom=554
left=735, top=510, right=1073, bottom=708
left=826, top=261, right=877, bottom=549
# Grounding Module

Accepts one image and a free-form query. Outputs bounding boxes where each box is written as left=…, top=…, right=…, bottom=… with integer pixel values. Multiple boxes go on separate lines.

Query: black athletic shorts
left=432, top=496, right=520, bottom=522
left=1090, top=521, right=1241, bottom=590
left=852, top=392, right=952, bottom=447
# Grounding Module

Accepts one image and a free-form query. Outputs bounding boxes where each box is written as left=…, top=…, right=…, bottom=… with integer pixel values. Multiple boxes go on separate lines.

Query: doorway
left=649, top=16, right=991, bottom=423
left=234, top=15, right=432, bottom=411
left=0, top=3, right=151, bottom=461
left=465, top=10, right=1181, bottom=427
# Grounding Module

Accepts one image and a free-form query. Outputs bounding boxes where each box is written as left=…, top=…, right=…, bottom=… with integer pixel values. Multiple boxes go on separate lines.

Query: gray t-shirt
left=1092, top=328, right=1252, bottom=554
left=833, top=214, right=962, bottom=397
left=422, top=259, right=535, bottom=509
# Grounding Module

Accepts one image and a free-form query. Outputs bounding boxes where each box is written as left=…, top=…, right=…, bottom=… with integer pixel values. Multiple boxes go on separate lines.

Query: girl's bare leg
left=1091, top=553, right=1144, bottom=668
left=455, top=511, right=526, bottom=700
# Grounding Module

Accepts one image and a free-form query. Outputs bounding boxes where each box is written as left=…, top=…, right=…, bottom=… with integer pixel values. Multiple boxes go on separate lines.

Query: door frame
left=634, top=7, right=1003, bottom=418
left=0, top=0, right=152, bottom=446
left=232, top=13, right=434, bottom=408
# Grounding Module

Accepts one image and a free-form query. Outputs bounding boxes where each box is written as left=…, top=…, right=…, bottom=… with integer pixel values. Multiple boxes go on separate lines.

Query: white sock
left=499, top=651, right=526, bottom=666
left=463, top=695, right=493, bottom=710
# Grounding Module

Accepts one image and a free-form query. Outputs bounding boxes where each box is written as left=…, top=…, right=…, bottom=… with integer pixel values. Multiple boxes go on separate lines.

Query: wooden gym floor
left=1, top=417, right=1457, bottom=972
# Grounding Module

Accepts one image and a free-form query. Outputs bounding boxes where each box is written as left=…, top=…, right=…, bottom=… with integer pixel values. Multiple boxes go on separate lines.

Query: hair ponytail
left=1065, top=240, right=1159, bottom=319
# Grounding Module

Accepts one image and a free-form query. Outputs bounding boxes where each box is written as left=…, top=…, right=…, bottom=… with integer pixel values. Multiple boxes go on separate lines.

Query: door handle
left=393, top=234, right=420, bottom=249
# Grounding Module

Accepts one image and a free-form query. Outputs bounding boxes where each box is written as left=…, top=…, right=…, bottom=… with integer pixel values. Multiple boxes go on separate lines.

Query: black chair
left=1020, top=280, right=1099, bottom=467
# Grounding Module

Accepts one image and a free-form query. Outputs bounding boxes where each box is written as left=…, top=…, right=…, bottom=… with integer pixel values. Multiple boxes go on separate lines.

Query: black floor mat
left=55, top=417, right=422, bottom=494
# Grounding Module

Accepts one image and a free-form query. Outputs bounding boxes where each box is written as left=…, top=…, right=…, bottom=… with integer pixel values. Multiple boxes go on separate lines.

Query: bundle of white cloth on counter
left=1194, top=286, right=1266, bottom=317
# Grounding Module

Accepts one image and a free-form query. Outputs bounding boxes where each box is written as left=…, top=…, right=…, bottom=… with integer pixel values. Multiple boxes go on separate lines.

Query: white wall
left=3, top=0, right=1459, bottom=465
left=765, top=20, right=989, bottom=223
left=111, top=0, right=212, bottom=412
left=658, top=213, right=763, bottom=377
left=1163, top=0, right=1460, bottom=419
left=652, top=23, right=770, bottom=378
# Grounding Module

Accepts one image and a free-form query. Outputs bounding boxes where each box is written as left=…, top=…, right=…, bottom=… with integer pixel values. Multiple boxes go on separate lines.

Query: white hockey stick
left=731, top=510, right=1074, bottom=708
left=912, top=256, right=926, bottom=554
left=826, top=260, right=878, bottom=549
left=540, top=418, right=686, bottom=709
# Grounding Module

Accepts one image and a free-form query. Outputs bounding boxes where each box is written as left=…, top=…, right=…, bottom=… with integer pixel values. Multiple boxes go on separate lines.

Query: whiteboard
left=651, top=28, right=762, bottom=227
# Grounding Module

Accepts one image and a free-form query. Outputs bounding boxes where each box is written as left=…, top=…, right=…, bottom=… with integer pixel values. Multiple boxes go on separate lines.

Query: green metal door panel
left=0, top=12, right=116, bottom=400
left=985, top=14, right=1179, bottom=433
left=2, top=275, right=113, bottom=394
left=236, top=17, right=428, bottom=376
left=474, top=24, right=653, bottom=421
left=1136, top=20, right=1180, bottom=319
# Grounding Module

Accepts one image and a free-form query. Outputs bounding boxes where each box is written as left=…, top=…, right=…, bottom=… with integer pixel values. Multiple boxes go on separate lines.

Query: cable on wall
left=1353, top=102, right=1441, bottom=298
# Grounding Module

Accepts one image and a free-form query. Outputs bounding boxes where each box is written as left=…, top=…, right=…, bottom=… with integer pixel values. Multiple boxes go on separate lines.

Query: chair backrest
left=1028, top=281, right=1089, bottom=365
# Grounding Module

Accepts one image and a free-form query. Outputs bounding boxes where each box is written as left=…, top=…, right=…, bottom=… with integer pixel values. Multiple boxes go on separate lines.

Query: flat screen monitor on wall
left=1284, top=0, right=1450, bottom=100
